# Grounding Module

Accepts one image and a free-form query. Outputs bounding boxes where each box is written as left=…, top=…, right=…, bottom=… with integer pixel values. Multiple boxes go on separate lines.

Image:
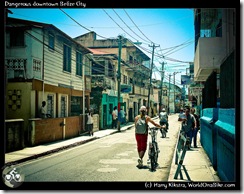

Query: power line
left=163, top=41, right=193, bottom=57
left=60, top=8, right=193, bottom=65
left=123, top=9, right=153, bottom=44
left=112, top=9, right=152, bottom=44
left=103, top=9, right=140, bottom=42
left=13, top=8, right=196, bottom=65
left=59, top=9, right=192, bottom=77
left=59, top=8, right=109, bottom=40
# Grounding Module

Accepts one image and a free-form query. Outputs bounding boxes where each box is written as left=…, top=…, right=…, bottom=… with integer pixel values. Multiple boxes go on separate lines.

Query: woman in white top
left=87, top=110, right=94, bottom=136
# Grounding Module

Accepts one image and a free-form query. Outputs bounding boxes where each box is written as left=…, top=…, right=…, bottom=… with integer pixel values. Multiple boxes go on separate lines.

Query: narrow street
left=2, top=7, right=238, bottom=190
left=14, top=114, right=181, bottom=182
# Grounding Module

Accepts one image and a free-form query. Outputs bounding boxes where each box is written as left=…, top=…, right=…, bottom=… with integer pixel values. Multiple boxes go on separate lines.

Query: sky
left=7, top=8, right=195, bottom=87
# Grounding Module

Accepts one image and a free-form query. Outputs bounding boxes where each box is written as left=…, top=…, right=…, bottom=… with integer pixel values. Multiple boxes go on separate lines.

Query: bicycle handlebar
left=148, top=126, right=160, bottom=131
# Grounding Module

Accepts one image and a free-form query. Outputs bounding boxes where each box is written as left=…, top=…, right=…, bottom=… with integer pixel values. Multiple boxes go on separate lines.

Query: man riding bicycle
left=159, top=108, right=169, bottom=134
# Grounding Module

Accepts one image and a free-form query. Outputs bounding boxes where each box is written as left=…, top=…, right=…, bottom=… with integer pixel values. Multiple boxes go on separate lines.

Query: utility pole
left=159, top=62, right=165, bottom=113
left=117, top=35, right=122, bottom=132
left=173, top=72, right=180, bottom=113
left=168, top=74, right=171, bottom=114
left=173, top=72, right=176, bottom=113
left=147, top=43, right=159, bottom=115
left=82, top=55, right=86, bottom=134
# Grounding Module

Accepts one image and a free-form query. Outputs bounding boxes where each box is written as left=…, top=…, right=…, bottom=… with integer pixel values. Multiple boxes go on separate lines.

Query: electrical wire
left=123, top=9, right=154, bottom=44
left=10, top=9, right=193, bottom=84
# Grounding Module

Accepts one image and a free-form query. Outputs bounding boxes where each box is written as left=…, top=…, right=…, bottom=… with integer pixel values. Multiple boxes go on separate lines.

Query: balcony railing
left=91, top=75, right=116, bottom=90
left=6, top=58, right=27, bottom=79
left=133, top=85, right=148, bottom=96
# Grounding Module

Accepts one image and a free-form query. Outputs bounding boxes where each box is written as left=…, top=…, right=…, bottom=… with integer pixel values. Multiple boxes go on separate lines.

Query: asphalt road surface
left=14, top=114, right=181, bottom=185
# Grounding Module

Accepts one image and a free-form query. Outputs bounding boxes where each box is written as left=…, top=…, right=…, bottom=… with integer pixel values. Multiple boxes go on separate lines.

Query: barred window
left=48, top=34, right=55, bottom=50
left=61, top=96, right=67, bottom=117
left=63, top=44, right=71, bottom=72
left=76, top=51, right=82, bottom=76
left=47, top=95, right=54, bottom=117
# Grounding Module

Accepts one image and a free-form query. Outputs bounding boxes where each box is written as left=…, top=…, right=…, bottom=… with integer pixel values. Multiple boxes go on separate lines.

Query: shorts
left=135, top=133, right=148, bottom=152
left=87, top=124, right=93, bottom=131
left=160, top=120, right=167, bottom=125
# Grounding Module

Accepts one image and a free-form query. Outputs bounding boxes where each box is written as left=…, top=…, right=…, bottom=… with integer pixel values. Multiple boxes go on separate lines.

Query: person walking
left=191, top=107, right=200, bottom=148
left=111, top=106, right=118, bottom=129
left=86, top=110, right=94, bottom=136
left=134, top=105, right=163, bottom=168
left=178, top=107, right=197, bottom=149
left=178, top=107, right=185, bottom=121
left=120, top=108, right=125, bottom=124
left=159, top=108, right=169, bottom=135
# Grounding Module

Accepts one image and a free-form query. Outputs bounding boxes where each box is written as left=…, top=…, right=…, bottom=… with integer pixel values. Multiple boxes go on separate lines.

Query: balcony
left=133, top=85, right=148, bottom=96
left=91, top=75, right=116, bottom=90
left=194, top=37, right=226, bottom=82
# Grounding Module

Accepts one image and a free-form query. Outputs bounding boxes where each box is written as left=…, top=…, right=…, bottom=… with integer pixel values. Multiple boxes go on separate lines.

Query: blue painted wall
left=214, top=108, right=235, bottom=181
left=101, top=93, right=122, bottom=129
left=200, top=108, right=219, bottom=170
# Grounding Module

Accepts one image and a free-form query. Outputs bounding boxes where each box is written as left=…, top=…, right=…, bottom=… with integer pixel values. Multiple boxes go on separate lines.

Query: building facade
left=193, top=8, right=236, bottom=181
left=5, top=17, right=92, bottom=149
left=74, top=32, right=152, bottom=126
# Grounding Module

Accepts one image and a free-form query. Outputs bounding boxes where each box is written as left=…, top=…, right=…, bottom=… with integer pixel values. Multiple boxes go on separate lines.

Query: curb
left=5, top=137, right=98, bottom=166
left=5, top=124, right=135, bottom=166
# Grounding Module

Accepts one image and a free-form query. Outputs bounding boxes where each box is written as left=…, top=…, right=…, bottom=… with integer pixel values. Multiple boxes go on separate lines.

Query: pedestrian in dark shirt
left=112, top=106, right=118, bottom=129
left=191, top=108, right=200, bottom=148
left=178, top=107, right=196, bottom=149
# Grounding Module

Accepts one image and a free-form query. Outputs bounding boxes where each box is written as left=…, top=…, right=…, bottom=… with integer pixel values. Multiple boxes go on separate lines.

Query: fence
left=5, top=119, right=24, bottom=153
left=174, top=131, right=191, bottom=180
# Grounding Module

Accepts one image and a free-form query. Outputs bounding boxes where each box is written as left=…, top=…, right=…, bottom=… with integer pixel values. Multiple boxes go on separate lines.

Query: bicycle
left=159, top=122, right=168, bottom=138
left=147, top=126, right=160, bottom=172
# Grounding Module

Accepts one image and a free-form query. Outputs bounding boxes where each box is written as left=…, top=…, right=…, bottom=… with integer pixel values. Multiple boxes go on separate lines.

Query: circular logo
left=2, top=165, right=25, bottom=188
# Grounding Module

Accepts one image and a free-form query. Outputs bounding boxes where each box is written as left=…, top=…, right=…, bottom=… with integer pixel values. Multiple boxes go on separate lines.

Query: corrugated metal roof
left=88, top=48, right=111, bottom=55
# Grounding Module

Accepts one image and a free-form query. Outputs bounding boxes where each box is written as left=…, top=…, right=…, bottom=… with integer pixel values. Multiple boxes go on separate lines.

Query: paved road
left=11, top=115, right=181, bottom=184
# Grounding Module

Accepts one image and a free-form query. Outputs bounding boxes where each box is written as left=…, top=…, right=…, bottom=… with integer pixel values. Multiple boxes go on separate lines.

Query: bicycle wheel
left=149, top=148, right=155, bottom=171
left=154, top=143, right=159, bottom=166
left=149, top=145, right=157, bottom=171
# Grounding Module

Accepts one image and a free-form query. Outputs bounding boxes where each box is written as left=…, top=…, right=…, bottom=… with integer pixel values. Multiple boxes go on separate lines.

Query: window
left=200, top=29, right=211, bottom=37
left=108, top=62, right=114, bottom=77
left=92, top=61, right=105, bottom=75
left=123, top=75, right=128, bottom=84
left=48, top=34, right=55, bottom=50
left=63, top=44, right=71, bottom=72
left=76, top=51, right=82, bottom=76
left=61, top=96, right=67, bottom=117
left=10, top=30, right=24, bottom=47
left=71, top=96, right=82, bottom=116
left=47, top=95, right=54, bottom=117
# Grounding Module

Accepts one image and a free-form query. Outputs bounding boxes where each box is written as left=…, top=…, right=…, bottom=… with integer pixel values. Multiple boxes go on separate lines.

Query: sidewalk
left=5, top=123, right=134, bottom=165
left=167, top=130, right=220, bottom=182
left=4, top=116, right=220, bottom=182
